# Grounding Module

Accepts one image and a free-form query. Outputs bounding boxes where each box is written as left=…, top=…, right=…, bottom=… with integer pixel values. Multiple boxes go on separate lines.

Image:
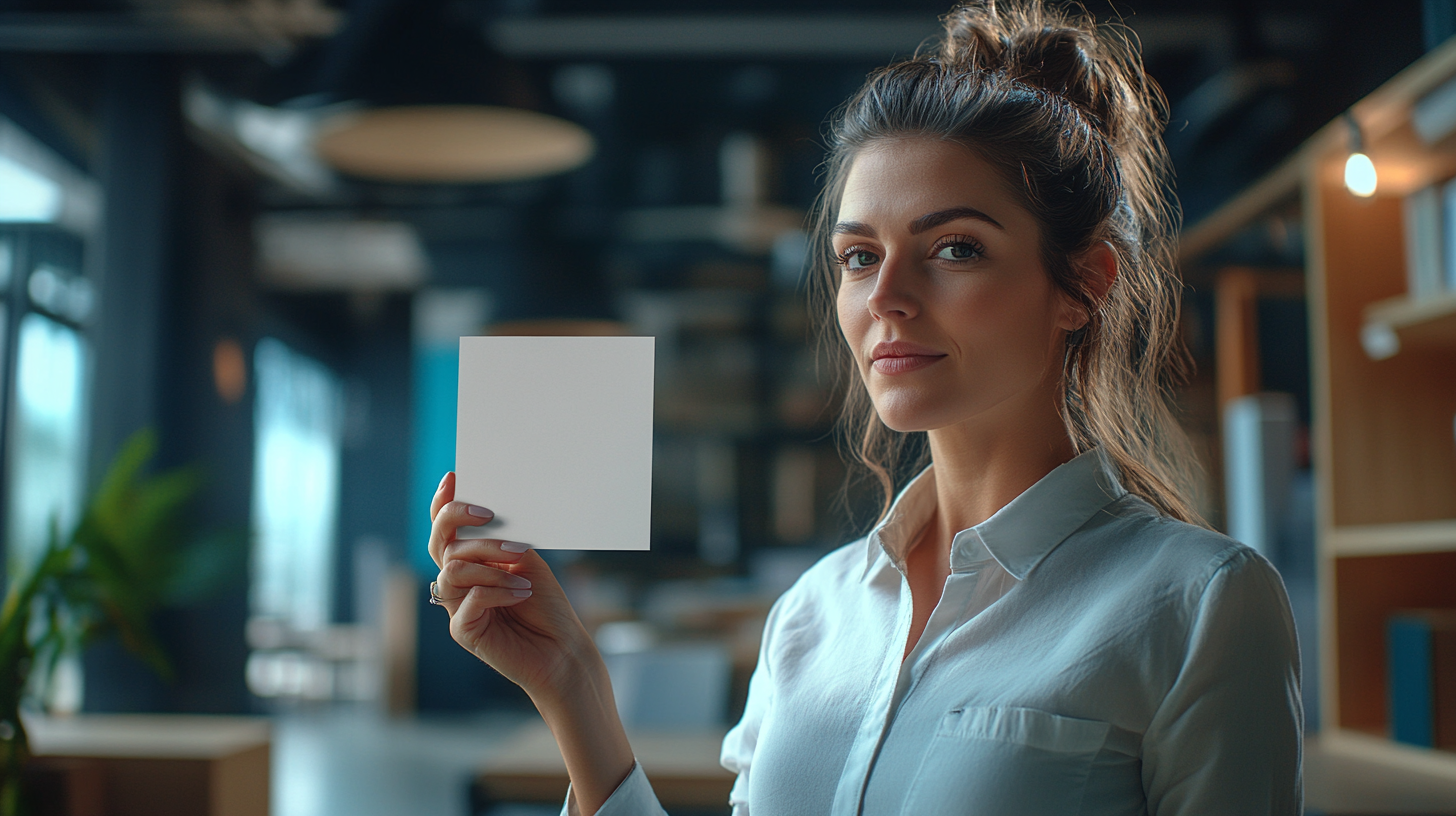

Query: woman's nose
left=865, top=255, right=920, bottom=321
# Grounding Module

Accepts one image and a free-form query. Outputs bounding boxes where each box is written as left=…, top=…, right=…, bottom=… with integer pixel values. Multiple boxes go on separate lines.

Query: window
left=0, top=117, right=102, bottom=715
left=0, top=114, right=98, bottom=575
left=250, top=337, right=343, bottom=632
left=0, top=230, right=92, bottom=716
left=6, top=312, right=86, bottom=572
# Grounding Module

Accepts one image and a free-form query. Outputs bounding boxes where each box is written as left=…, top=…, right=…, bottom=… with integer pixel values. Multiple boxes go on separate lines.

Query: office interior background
left=0, top=0, right=1452, bottom=814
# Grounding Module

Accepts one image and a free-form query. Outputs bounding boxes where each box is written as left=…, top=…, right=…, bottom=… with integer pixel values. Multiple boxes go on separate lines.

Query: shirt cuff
left=560, top=760, right=668, bottom=816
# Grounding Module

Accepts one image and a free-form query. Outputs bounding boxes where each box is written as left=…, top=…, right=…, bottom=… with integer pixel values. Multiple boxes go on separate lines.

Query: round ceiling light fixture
left=313, top=105, right=594, bottom=183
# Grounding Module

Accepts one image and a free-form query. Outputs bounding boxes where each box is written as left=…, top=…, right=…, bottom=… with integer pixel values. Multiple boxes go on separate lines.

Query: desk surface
left=26, top=714, right=271, bottom=759
left=477, top=721, right=733, bottom=808
left=481, top=720, right=729, bottom=774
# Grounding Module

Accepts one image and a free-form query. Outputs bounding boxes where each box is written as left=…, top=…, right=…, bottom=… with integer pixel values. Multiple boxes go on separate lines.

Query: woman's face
left=834, top=137, right=1083, bottom=434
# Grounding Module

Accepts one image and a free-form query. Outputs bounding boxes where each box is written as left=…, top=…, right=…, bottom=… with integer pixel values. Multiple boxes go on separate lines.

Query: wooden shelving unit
left=1363, top=290, right=1456, bottom=357
left=1183, top=34, right=1456, bottom=806
left=1328, top=519, right=1456, bottom=557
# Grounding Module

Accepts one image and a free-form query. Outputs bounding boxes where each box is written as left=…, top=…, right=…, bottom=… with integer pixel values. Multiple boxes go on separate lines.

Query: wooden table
left=26, top=714, right=271, bottom=816
left=474, top=721, right=733, bottom=814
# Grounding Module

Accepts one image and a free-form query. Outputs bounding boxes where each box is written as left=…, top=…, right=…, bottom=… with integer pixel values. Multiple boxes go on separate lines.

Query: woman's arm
left=1142, top=548, right=1303, bottom=815
left=525, top=640, right=636, bottom=815
left=427, top=472, right=639, bottom=816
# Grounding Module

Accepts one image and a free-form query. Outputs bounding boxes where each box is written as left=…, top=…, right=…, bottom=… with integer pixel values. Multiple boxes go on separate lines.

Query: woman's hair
left=808, top=0, right=1205, bottom=528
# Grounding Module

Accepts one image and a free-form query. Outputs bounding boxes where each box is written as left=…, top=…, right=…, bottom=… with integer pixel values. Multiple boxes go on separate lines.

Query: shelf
left=1329, top=519, right=1456, bottom=556
left=1179, top=35, right=1456, bottom=798
left=1317, top=729, right=1456, bottom=781
left=1361, top=291, right=1456, bottom=359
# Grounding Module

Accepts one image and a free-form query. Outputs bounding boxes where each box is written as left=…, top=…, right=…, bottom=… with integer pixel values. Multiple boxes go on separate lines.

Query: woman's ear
left=1058, top=241, right=1118, bottom=331
left=1080, top=241, right=1118, bottom=303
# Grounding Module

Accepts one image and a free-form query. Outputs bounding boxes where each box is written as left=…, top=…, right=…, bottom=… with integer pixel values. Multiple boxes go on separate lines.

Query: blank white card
left=455, top=336, right=655, bottom=550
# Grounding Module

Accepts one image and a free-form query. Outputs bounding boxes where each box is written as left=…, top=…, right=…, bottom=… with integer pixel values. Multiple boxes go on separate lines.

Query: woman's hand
left=427, top=472, right=637, bottom=816
left=427, top=472, right=595, bottom=696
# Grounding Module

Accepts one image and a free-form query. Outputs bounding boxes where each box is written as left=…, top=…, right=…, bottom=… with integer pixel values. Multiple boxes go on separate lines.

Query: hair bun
left=938, top=3, right=1011, bottom=72
left=938, top=2, right=1120, bottom=137
left=1008, top=28, right=1112, bottom=128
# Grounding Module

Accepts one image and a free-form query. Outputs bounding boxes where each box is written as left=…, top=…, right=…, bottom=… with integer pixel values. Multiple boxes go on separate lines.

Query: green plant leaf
left=1, top=428, right=206, bottom=705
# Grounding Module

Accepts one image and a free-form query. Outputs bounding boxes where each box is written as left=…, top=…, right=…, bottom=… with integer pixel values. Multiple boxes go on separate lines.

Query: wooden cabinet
left=26, top=715, right=270, bottom=816
left=1183, top=34, right=1456, bottom=800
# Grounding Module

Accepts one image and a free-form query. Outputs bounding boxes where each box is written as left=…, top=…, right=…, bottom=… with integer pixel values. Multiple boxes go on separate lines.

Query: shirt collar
left=861, top=447, right=1127, bottom=581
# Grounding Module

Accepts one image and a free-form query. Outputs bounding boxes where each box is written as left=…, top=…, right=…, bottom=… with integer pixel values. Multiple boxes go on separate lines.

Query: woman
left=427, top=2, right=1303, bottom=814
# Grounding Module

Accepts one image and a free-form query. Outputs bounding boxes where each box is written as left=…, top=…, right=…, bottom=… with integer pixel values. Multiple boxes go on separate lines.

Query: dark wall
left=336, top=294, right=414, bottom=623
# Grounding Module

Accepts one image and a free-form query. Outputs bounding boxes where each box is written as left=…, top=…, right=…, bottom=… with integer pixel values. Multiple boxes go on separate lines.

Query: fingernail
left=499, top=540, right=529, bottom=553
left=510, top=589, right=532, bottom=599
left=437, top=473, right=448, bottom=490
left=504, top=573, right=532, bottom=589
left=466, top=504, right=492, bottom=520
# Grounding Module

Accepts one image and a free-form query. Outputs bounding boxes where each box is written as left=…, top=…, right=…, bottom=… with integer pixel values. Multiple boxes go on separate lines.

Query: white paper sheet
left=454, top=336, right=655, bottom=550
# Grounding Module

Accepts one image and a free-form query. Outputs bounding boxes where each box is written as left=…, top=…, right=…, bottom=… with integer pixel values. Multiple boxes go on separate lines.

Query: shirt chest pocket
left=900, top=706, right=1110, bottom=816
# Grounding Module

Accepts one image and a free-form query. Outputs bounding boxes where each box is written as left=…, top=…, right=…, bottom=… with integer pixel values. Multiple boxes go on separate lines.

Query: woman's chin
left=882, top=421, right=937, bottom=434
left=873, top=405, right=949, bottom=434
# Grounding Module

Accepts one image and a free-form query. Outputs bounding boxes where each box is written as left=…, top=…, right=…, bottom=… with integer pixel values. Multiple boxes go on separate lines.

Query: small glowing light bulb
left=1345, top=152, right=1377, bottom=197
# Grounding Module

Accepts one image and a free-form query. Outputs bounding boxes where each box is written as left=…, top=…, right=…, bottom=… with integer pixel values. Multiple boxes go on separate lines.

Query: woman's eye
left=934, top=241, right=982, bottom=261
left=839, top=249, right=880, bottom=270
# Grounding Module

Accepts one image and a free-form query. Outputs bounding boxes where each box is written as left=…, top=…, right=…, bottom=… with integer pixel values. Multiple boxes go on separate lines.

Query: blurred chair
left=597, top=621, right=732, bottom=730
left=471, top=621, right=735, bottom=814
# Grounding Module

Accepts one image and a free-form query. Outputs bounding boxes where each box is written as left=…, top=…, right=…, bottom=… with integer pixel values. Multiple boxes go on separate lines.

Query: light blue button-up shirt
left=570, top=448, right=1302, bottom=815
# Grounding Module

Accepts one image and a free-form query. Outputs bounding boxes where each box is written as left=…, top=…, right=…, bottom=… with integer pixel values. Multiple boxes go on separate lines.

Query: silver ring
left=429, top=581, right=445, bottom=605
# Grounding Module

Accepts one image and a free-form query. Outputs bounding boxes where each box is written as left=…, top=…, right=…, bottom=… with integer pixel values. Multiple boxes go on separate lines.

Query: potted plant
left=0, top=430, right=241, bottom=816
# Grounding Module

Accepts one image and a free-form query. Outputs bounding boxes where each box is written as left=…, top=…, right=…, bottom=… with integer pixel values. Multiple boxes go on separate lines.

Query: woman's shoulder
left=748, top=538, right=875, bottom=660
left=778, top=537, right=874, bottom=597
left=755, top=535, right=883, bottom=624
left=1069, top=492, right=1284, bottom=602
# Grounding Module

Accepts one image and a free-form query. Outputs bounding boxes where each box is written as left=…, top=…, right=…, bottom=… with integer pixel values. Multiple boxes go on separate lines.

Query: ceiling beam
left=488, top=13, right=1321, bottom=60
left=0, top=6, right=337, bottom=53
left=491, top=15, right=940, bottom=60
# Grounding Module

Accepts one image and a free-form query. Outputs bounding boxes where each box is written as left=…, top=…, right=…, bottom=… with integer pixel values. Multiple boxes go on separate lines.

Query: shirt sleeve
left=560, top=761, right=668, bottom=816
left=1142, top=547, right=1303, bottom=815
left=719, top=590, right=790, bottom=816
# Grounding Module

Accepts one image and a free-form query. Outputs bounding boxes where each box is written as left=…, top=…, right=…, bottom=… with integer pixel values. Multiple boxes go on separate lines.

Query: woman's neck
left=922, top=396, right=1077, bottom=547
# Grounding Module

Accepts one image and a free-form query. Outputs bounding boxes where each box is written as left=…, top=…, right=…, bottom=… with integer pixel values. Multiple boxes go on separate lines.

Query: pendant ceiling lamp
left=288, top=0, right=594, bottom=184
left=314, top=105, right=593, bottom=183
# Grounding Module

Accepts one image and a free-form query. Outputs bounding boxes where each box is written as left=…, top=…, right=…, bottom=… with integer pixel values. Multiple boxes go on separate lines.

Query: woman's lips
left=872, top=355, right=945, bottom=374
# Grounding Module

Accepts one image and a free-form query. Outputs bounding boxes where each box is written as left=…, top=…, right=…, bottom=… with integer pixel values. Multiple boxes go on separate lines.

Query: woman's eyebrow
left=833, top=207, right=1004, bottom=239
left=909, top=207, right=1004, bottom=233
left=832, top=220, right=875, bottom=238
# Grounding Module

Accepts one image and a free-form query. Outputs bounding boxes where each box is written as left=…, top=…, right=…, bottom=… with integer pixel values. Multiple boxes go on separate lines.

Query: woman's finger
left=451, top=585, right=532, bottom=639
left=440, top=559, right=532, bottom=596
left=443, top=538, right=531, bottom=566
left=429, top=472, right=454, bottom=523
left=428, top=500, right=496, bottom=569
left=431, top=560, right=530, bottom=617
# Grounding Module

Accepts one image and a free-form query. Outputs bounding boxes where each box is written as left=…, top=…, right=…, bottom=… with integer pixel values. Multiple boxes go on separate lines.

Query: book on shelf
left=1389, top=609, right=1456, bottom=750
left=1404, top=185, right=1445, bottom=300
left=1443, top=177, right=1456, bottom=291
